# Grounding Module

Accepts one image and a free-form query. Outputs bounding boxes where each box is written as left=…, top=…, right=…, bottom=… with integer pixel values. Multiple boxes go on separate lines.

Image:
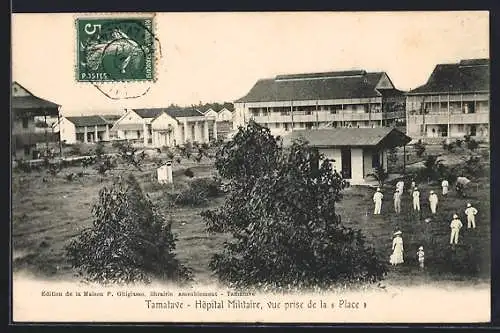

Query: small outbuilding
left=282, top=127, right=412, bottom=185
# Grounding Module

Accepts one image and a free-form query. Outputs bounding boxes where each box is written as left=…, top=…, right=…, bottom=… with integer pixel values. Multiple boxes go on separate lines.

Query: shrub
left=414, top=140, right=426, bottom=158
left=184, top=168, right=194, bottom=178
left=69, top=145, right=82, bottom=156
left=94, top=142, right=105, bottom=158
left=201, top=121, right=386, bottom=290
left=66, top=174, right=192, bottom=285
left=169, top=177, right=223, bottom=207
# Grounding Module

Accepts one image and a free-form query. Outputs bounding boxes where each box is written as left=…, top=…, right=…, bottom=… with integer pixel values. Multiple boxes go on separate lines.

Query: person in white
left=396, top=180, right=405, bottom=194
left=393, top=189, right=402, bottom=214
left=464, top=203, right=478, bottom=229
left=450, top=214, right=463, bottom=245
left=412, top=186, right=421, bottom=212
left=373, top=188, right=383, bottom=215
left=428, top=190, right=438, bottom=214
left=390, top=231, right=404, bottom=266
left=441, top=179, right=449, bottom=196
left=416, top=246, right=425, bottom=269
left=410, top=180, right=416, bottom=196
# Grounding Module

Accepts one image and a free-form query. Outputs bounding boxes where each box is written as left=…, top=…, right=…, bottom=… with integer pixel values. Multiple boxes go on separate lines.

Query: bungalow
left=54, top=115, right=119, bottom=144
left=12, top=81, right=60, bottom=159
left=111, top=107, right=216, bottom=147
left=282, top=127, right=412, bottom=185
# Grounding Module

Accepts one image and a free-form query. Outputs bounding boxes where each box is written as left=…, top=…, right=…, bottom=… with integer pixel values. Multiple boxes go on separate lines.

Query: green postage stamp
left=76, top=17, right=155, bottom=82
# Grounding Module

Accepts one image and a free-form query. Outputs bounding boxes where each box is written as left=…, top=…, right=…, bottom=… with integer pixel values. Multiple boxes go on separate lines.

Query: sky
left=12, top=11, right=489, bottom=116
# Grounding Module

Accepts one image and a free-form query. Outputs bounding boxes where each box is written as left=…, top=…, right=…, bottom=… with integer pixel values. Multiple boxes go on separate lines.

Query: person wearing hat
left=373, top=187, right=383, bottom=215
left=450, top=214, right=463, bottom=245
left=393, top=188, right=402, bottom=214
left=464, top=203, right=478, bottom=229
left=390, top=231, right=404, bottom=266
left=412, top=186, right=421, bottom=212
left=441, top=178, right=449, bottom=196
left=428, top=190, right=439, bottom=214
left=416, top=246, right=425, bottom=269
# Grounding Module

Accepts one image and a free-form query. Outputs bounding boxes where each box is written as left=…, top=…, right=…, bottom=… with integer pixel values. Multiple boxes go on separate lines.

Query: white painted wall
left=351, top=148, right=364, bottom=183
left=218, top=109, right=233, bottom=121
left=318, top=148, right=342, bottom=172
left=59, top=118, right=77, bottom=144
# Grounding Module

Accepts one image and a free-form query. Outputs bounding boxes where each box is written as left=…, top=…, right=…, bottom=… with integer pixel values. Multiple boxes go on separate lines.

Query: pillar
left=84, top=126, right=88, bottom=143
left=183, top=120, right=188, bottom=143
left=213, top=120, right=218, bottom=141
left=105, top=124, right=110, bottom=141
left=143, top=122, right=148, bottom=146
left=204, top=120, right=209, bottom=143
left=94, top=125, right=98, bottom=142
left=194, top=122, right=199, bottom=142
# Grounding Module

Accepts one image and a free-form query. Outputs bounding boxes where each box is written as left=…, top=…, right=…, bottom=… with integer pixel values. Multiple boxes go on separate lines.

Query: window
left=440, top=102, right=448, bottom=109
left=458, top=124, right=464, bottom=132
left=275, top=123, right=281, bottom=128
left=284, top=123, right=289, bottom=131
left=372, top=152, right=381, bottom=168
left=137, top=130, right=141, bottom=138
left=22, top=118, right=29, bottom=129
left=23, top=145, right=31, bottom=156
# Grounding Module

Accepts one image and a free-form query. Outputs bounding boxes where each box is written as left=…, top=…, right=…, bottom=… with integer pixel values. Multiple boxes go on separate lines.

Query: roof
left=65, top=115, right=111, bottom=127
left=133, top=108, right=205, bottom=119
left=12, top=81, right=60, bottom=111
left=408, top=59, right=489, bottom=95
left=101, top=114, right=122, bottom=122
left=197, top=103, right=235, bottom=113
left=282, top=127, right=412, bottom=148
left=235, top=71, right=388, bottom=103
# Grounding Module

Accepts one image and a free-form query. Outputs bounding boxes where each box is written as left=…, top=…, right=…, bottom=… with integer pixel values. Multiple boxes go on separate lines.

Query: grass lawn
left=12, top=155, right=491, bottom=287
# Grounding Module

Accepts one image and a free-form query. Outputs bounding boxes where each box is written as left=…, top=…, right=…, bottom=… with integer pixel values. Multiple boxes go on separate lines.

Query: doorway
left=341, top=148, right=352, bottom=179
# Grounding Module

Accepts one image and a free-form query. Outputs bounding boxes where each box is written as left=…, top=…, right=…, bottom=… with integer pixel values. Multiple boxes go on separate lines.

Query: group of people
left=379, top=178, right=480, bottom=268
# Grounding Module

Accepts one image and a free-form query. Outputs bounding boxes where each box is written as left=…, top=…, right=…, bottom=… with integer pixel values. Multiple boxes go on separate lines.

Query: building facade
left=112, top=108, right=218, bottom=147
left=283, top=128, right=411, bottom=185
left=233, top=70, right=406, bottom=136
left=406, top=59, right=490, bottom=142
left=12, top=82, right=60, bottom=159
left=55, top=115, right=119, bottom=144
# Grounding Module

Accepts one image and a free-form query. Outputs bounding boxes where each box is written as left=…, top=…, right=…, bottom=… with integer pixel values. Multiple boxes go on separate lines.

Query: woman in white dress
left=390, top=231, right=404, bottom=266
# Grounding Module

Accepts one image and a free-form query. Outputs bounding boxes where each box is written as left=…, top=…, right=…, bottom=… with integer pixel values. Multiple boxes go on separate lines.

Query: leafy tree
left=201, top=122, right=386, bottom=290
left=421, top=155, right=445, bottom=182
left=66, top=174, right=192, bottom=285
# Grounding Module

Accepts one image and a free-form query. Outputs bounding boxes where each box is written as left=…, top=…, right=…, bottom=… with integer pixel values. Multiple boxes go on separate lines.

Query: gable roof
left=133, top=107, right=206, bottom=120
left=12, top=82, right=60, bottom=110
left=282, top=127, right=411, bottom=148
left=134, top=109, right=166, bottom=119
left=235, top=71, right=391, bottom=103
left=65, top=115, right=110, bottom=127
left=408, top=59, right=489, bottom=95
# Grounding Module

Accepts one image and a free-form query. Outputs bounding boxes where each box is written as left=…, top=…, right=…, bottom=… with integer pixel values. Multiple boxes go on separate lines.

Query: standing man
left=450, top=214, right=463, bottom=245
left=393, top=188, right=402, bottom=214
left=429, top=190, right=438, bottom=214
left=412, top=186, right=421, bottom=212
left=373, top=187, right=383, bottom=215
left=464, top=203, right=478, bottom=229
left=441, top=178, right=449, bottom=196
left=410, top=179, right=416, bottom=196
left=396, top=179, right=405, bottom=195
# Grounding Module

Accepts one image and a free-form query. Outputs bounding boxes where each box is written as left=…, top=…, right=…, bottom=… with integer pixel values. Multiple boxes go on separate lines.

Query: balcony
left=408, top=112, right=489, bottom=125
left=252, top=111, right=392, bottom=123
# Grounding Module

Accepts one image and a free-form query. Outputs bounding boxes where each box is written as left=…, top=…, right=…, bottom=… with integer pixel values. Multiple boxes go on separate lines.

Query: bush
left=66, top=174, right=192, bottom=285
left=94, top=142, right=105, bottom=158
left=201, top=121, right=386, bottom=290
left=69, top=145, right=82, bottom=156
left=169, top=177, right=223, bottom=207
left=184, top=168, right=194, bottom=178
left=414, top=140, right=426, bottom=158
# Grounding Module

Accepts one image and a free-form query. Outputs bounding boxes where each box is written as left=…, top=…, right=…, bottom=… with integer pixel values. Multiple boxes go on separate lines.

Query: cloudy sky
left=12, top=11, right=489, bottom=116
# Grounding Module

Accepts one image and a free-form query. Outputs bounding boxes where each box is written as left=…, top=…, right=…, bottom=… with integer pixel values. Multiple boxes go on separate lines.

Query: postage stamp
left=76, top=17, right=155, bottom=82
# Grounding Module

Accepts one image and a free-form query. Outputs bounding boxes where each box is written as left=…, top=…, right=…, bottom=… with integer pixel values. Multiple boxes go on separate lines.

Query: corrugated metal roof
left=65, top=115, right=110, bottom=127
left=235, top=71, right=386, bottom=103
left=408, top=59, right=489, bottom=95
left=282, top=127, right=411, bottom=148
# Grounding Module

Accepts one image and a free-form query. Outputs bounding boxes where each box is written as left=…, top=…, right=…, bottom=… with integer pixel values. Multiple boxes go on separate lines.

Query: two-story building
left=233, top=70, right=406, bottom=136
left=406, top=58, right=490, bottom=142
left=12, top=82, right=60, bottom=159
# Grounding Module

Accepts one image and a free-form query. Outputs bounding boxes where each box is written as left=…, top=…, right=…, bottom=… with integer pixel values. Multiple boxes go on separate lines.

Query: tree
left=421, top=155, right=445, bottom=182
left=66, top=174, right=192, bottom=285
left=201, top=122, right=386, bottom=290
